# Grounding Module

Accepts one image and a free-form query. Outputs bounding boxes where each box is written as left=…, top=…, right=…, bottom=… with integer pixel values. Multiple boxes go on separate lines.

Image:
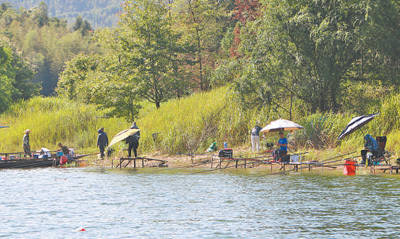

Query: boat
left=0, top=158, right=56, bottom=169
left=0, top=152, right=89, bottom=169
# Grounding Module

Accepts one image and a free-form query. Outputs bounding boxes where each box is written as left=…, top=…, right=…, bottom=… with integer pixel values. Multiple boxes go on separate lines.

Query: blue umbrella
left=338, top=113, right=378, bottom=140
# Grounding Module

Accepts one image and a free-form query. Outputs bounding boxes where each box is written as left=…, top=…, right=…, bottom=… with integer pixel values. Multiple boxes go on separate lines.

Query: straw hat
left=25, top=129, right=30, bottom=134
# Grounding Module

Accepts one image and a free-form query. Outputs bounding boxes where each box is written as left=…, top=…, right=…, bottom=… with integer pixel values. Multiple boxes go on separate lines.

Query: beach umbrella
left=260, top=119, right=304, bottom=133
left=108, top=128, right=140, bottom=148
left=338, top=113, right=378, bottom=140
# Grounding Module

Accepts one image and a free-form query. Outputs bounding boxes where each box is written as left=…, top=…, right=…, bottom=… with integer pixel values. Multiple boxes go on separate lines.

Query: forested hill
left=0, top=0, right=123, bottom=27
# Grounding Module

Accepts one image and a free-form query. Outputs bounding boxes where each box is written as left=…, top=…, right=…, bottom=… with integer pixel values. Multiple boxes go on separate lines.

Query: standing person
left=97, top=127, right=109, bottom=159
left=276, top=131, right=288, bottom=162
left=23, top=129, right=31, bottom=157
left=126, top=122, right=140, bottom=158
left=251, top=122, right=262, bottom=152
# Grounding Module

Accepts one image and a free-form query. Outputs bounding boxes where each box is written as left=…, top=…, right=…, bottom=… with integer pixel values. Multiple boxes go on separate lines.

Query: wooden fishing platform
left=210, top=156, right=330, bottom=172
left=112, top=157, right=168, bottom=168
left=372, top=165, right=400, bottom=174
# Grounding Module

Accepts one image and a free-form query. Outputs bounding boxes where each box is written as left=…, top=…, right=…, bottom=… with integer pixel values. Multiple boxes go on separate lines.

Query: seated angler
left=361, top=134, right=378, bottom=165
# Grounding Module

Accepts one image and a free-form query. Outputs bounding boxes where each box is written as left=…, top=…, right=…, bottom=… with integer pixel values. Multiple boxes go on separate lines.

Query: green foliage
left=0, top=41, right=39, bottom=113
left=3, top=87, right=400, bottom=156
left=171, top=0, right=232, bottom=90
left=225, top=0, right=400, bottom=114
left=0, top=0, right=123, bottom=28
left=0, top=3, right=98, bottom=96
left=293, top=113, right=352, bottom=149
left=117, top=0, right=185, bottom=108
left=72, top=16, right=92, bottom=35
left=136, top=87, right=229, bottom=153
left=0, top=97, right=128, bottom=152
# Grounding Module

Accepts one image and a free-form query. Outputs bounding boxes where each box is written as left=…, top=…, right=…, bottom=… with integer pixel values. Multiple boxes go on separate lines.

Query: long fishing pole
left=191, top=151, right=358, bottom=175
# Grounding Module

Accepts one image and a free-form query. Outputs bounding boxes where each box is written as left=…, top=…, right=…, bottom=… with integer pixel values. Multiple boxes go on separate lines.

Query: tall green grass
left=1, top=87, right=400, bottom=157
left=0, top=97, right=128, bottom=153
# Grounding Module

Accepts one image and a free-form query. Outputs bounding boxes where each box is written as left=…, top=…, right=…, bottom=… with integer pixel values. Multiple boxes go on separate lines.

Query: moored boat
left=0, top=159, right=56, bottom=169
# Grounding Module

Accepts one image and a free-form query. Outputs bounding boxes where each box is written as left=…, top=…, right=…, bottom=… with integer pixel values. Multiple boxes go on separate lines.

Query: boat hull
left=0, top=159, right=55, bottom=169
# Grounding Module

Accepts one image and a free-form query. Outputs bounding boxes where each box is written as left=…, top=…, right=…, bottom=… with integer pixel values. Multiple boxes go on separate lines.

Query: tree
left=33, top=1, right=49, bottom=27
left=0, top=44, right=14, bottom=112
left=117, top=0, right=185, bottom=109
left=73, top=16, right=92, bottom=36
left=172, top=0, right=230, bottom=90
left=0, top=42, right=39, bottom=113
left=231, top=0, right=398, bottom=114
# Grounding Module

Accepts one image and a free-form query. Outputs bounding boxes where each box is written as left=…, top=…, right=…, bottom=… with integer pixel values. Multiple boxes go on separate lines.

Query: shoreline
left=78, top=152, right=400, bottom=176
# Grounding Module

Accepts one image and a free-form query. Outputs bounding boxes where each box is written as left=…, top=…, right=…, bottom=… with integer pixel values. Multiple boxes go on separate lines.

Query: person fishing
left=275, top=131, right=288, bottom=162
left=23, top=129, right=31, bottom=157
left=58, top=142, right=73, bottom=162
left=251, top=122, right=262, bottom=152
left=97, top=127, right=109, bottom=159
left=361, top=134, right=378, bottom=165
left=125, top=122, right=140, bottom=158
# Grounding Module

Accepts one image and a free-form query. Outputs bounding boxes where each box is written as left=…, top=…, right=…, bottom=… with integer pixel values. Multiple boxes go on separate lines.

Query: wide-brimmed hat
left=25, top=129, right=30, bottom=133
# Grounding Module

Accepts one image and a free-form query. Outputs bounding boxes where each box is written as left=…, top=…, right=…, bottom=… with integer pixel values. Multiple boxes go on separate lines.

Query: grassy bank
left=1, top=87, right=400, bottom=158
left=0, top=97, right=128, bottom=153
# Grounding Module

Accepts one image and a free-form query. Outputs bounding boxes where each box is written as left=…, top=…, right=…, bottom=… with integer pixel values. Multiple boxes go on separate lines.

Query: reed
left=0, top=97, right=128, bottom=153
left=1, top=87, right=400, bottom=157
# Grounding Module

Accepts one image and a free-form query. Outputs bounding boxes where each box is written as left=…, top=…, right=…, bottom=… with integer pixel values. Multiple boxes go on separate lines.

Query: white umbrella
left=260, top=119, right=303, bottom=133
left=108, top=128, right=140, bottom=148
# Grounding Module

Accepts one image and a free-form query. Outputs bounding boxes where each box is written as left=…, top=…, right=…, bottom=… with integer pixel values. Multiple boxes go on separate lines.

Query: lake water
left=1, top=168, right=400, bottom=238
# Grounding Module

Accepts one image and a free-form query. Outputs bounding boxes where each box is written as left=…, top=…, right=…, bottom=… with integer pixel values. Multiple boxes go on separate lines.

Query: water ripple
left=1, top=168, right=400, bottom=238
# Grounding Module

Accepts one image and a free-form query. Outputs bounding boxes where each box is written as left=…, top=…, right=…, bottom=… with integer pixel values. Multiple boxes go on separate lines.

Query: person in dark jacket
left=23, top=129, right=31, bottom=157
left=97, top=127, right=109, bottom=158
left=126, top=122, right=140, bottom=158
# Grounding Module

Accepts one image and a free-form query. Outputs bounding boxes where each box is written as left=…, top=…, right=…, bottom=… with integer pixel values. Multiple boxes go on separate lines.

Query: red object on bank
left=60, top=155, right=68, bottom=165
left=344, top=160, right=356, bottom=176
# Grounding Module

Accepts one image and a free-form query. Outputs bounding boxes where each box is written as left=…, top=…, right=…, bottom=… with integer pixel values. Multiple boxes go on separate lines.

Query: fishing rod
left=191, top=151, right=358, bottom=175
left=318, top=151, right=357, bottom=164
left=191, top=158, right=274, bottom=174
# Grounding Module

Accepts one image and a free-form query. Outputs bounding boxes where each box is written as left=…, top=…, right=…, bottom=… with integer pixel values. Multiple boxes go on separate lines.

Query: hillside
left=0, top=0, right=123, bottom=27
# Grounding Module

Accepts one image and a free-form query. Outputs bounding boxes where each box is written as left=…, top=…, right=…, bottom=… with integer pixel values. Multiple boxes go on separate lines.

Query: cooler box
left=218, top=149, right=233, bottom=159
left=290, top=154, right=300, bottom=163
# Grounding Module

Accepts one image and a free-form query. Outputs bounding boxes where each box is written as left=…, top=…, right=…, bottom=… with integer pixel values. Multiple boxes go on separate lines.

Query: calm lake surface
left=1, top=168, right=400, bottom=238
